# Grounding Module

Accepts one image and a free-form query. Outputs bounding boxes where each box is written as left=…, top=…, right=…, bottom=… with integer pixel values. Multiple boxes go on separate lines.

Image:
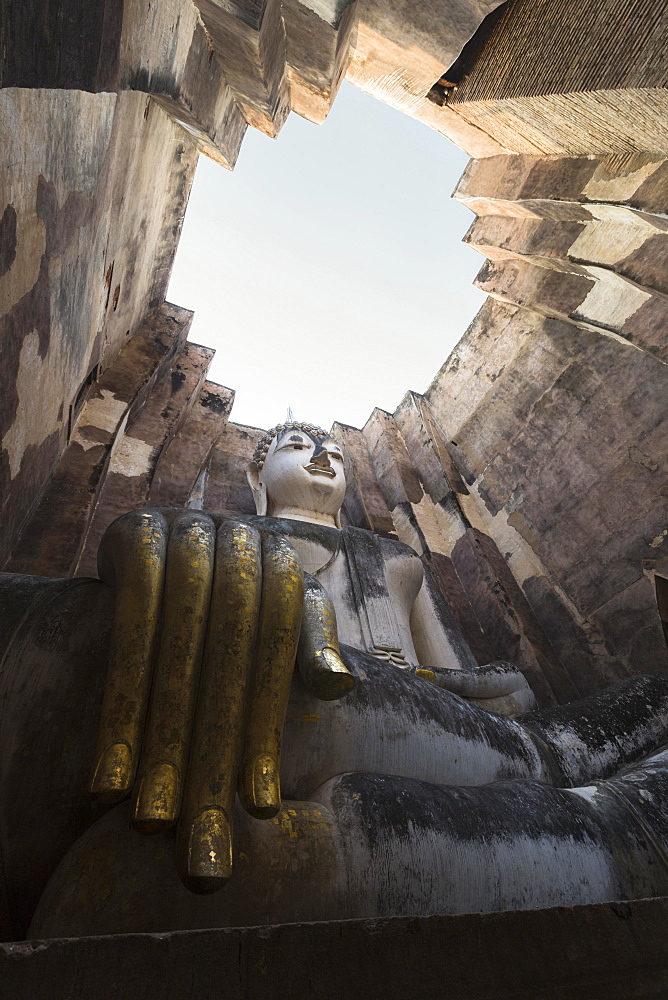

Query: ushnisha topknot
left=252, top=422, right=337, bottom=471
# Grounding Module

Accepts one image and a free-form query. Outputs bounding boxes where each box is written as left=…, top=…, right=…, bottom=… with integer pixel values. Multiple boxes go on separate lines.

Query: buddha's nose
left=310, top=444, right=332, bottom=468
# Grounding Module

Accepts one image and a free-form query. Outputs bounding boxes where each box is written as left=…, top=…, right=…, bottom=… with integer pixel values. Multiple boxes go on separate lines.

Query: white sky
left=168, top=81, right=485, bottom=431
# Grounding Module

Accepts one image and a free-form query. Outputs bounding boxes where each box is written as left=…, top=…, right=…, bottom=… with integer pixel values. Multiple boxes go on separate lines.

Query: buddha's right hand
left=87, top=508, right=354, bottom=893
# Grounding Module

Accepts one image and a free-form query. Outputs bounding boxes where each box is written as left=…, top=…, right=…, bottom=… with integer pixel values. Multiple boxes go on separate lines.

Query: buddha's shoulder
left=244, top=517, right=418, bottom=561
left=343, top=524, right=419, bottom=563
left=247, top=516, right=341, bottom=550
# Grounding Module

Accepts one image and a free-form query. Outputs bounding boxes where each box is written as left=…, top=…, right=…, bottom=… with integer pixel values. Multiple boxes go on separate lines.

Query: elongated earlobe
left=247, top=462, right=268, bottom=516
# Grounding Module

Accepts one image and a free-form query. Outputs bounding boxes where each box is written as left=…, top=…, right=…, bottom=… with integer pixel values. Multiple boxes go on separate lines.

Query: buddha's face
left=259, top=427, right=346, bottom=519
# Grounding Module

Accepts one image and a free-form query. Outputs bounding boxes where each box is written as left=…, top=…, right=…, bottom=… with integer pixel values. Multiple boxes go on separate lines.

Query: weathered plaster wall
left=0, top=89, right=198, bottom=566
left=0, top=0, right=258, bottom=568
left=424, top=299, right=668, bottom=695
left=446, top=0, right=668, bottom=156
left=423, top=153, right=668, bottom=697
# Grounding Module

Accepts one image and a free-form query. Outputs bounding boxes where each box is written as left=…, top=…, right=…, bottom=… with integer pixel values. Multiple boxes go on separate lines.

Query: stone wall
left=0, top=90, right=199, bottom=566
left=0, top=0, right=253, bottom=568
left=5, top=898, right=668, bottom=1000
left=5, top=306, right=233, bottom=578
left=446, top=0, right=668, bottom=156
left=441, top=152, right=668, bottom=692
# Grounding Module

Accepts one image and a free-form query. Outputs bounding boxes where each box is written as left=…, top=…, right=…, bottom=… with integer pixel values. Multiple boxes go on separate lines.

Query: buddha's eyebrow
left=275, top=433, right=309, bottom=448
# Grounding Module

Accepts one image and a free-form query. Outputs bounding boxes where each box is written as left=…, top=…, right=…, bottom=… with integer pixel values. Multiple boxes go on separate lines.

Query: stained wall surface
left=0, top=90, right=198, bottom=565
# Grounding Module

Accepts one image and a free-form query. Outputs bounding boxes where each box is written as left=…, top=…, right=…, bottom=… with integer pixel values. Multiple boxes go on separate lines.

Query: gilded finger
left=298, top=573, right=355, bottom=701
left=239, top=533, right=304, bottom=819
left=177, top=520, right=262, bottom=893
left=131, top=511, right=216, bottom=833
left=89, top=510, right=168, bottom=803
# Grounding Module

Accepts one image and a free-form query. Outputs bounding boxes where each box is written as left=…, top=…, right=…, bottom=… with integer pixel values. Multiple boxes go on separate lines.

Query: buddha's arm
left=379, top=535, right=532, bottom=707
left=408, top=573, right=479, bottom=671
left=406, top=565, right=536, bottom=715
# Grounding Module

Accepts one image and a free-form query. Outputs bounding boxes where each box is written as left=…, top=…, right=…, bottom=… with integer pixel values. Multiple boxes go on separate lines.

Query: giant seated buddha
left=2, top=422, right=668, bottom=939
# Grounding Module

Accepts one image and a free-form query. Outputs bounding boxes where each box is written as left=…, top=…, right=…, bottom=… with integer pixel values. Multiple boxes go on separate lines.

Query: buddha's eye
left=292, top=443, right=306, bottom=450
left=330, top=452, right=343, bottom=461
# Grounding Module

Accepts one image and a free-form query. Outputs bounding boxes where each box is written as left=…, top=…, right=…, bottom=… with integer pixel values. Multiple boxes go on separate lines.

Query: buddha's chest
left=283, top=524, right=424, bottom=667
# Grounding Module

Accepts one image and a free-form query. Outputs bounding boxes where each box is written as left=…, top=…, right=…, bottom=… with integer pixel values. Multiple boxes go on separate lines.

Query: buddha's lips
left=306, top=465, right=336, bottom=478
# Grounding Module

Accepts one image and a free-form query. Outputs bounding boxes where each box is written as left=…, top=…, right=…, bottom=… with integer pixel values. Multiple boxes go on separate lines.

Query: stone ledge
left=3, top=896, right=668, bottom=1000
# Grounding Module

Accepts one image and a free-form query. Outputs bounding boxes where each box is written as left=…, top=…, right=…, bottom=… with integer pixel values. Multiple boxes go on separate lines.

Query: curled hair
left=252, top=422, right=337, bottom=470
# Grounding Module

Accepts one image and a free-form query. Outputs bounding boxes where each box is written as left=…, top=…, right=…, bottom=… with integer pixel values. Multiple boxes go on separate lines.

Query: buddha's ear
left=247, top=461, right=267, bottom=516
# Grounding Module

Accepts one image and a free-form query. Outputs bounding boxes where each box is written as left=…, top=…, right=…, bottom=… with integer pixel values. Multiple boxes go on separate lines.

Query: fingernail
left=416, top=668, right=437, bottom=684
left=182, top=808, right=233, bottom=893
left=132, top=762, right=179, bottom=833
left=321, top=647, right=347, bottom=672
left=315, top=648, right=356, bottom=699
left=89, top=742, right=132, bottom=801
left=248, top=753, right=280, bottom=819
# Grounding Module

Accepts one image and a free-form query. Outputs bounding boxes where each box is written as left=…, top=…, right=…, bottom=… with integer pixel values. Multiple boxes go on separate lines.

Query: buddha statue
left=2, top=421, right=668, bottom=941
left=246, top=422, right=536, bottom=713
